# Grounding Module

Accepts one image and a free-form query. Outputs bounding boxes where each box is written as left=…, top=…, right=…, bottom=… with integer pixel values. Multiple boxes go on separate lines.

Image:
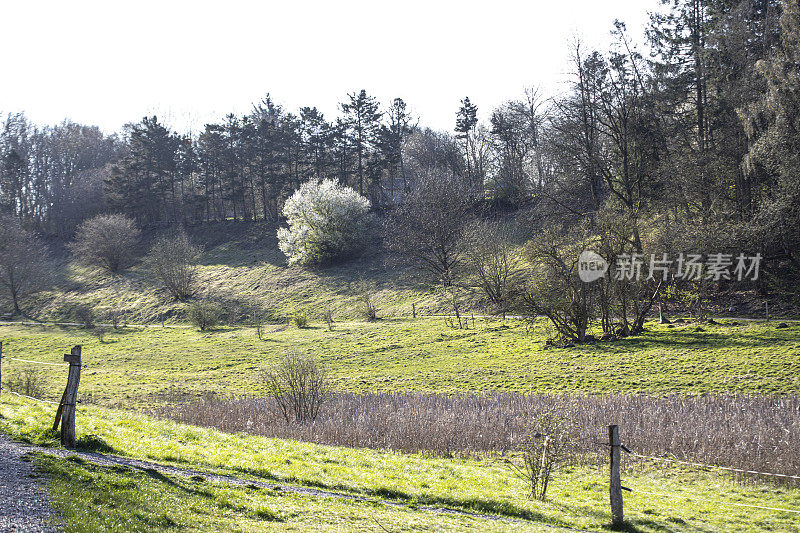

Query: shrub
left=145, top=228, right=202, bottom=300
left=69, top=214, right=141, bottom=273
left=5, top=367, right=45, bottom=398
left=106, top=309, right=124, bottom=329
left=252, top=307, right=267, bottom=340
left=323, top=308, right=335, bottom=331
left=277, top=179, right=372, bottom=265
left=263, top=352, right=329, bottom=423
left=506, top=407, right=574, bottom=501
left=354, top=280, right=378, bottom=321
left=520, top=225, right=597, bottom=344
left=73, top=304, right=95, bottom=328
left=292, top=310, right=309, bottom=328
left=92, top=325, right=110, bottom=343
left=187, top=301, right=221, bottom=331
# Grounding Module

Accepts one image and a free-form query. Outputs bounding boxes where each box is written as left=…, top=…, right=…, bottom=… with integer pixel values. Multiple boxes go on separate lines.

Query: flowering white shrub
left=277, top=179, right=372, bottom=265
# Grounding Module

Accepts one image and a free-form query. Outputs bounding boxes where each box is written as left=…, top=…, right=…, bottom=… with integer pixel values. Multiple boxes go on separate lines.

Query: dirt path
left=0, top=435, right=60, bottom=532
left=22, top=443, right=598, bottom=533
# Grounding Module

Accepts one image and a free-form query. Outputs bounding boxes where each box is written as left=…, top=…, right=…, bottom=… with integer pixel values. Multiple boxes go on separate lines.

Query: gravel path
left=0, top=436, right=60, bottom=533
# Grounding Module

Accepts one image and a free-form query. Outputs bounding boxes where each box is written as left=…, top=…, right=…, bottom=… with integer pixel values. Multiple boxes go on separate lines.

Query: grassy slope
left=3, top=394, right=799, bottom=533
left=0, top=319, right=798, bottom=407
left=9, top=218, right=797, bottom=324
left=33, top=454, right=545, bottom=533
left=25, top=221, right=485, bottom=324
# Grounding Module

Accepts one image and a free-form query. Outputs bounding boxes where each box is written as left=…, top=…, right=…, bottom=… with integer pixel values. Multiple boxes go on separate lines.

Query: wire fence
left=628, top=452, right=800, bottom=481
left=629, top=487, right=800, bottom=514
left=5, top=356, right=68, bottom=367
left=0, top=384, right=60, bottom=405
left=608, top=435, right=800, bottom=518
left=0, top=348, right=83, bottom=404
left=2, top=343, right=798, bottom=521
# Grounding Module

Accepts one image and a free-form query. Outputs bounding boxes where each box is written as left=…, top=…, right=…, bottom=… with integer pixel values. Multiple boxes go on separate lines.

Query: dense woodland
left=1, top=0, right=799, bottom=321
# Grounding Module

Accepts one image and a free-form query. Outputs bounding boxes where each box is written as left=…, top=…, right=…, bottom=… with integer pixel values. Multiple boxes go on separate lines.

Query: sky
left=1, top=0, right=661, bottom=135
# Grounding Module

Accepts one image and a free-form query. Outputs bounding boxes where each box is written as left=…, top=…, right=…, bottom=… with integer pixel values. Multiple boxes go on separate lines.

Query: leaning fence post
left=60, top=345, right=82, bottom=448
left=609, top=424, right=624, bottom=527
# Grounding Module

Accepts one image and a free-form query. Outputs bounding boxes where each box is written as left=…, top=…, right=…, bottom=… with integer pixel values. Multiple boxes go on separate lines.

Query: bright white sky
left=1, top=0, right=660, bottom=135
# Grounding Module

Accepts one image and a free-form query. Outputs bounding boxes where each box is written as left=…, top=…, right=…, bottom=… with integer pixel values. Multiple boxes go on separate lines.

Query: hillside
left=22, top=221, right=489, bottom=325
left=10, top=219, right=796, bottom=327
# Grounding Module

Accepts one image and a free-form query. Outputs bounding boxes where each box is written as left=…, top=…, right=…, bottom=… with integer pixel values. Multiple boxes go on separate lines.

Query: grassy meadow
left=3, top=394, right=800, bottom=533
left=0, top=318, right=798, bottom=408
left=2, top=223, right=799, bottom=532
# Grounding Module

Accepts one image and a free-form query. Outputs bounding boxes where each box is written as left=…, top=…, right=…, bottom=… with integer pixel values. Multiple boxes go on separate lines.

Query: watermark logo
left=578, top=250, right=609, bottom=282
left=578, top=251, right=761, bottom=283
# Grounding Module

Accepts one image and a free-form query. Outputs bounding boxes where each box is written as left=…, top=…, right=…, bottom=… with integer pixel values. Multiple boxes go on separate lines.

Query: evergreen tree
left=378, top=98, right=414, bottom=203
left=341, top=90, right=382, bottom=196
left=455, top=97, right=479, bottom=193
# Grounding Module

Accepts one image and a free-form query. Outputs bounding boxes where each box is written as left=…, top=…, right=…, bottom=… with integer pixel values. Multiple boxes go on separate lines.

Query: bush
left=145, top=228, right=202, bottom=300
left=323, top=308, right=335, bottom=331
left=73, top=304, right=95, bottom=328
left=4, top=367, right=46, bottom=398
left=520, top=225, right=597, bottom=344
left=106, top=309, right=124, bottom=329
left=506, top=407, right=574, bottom=501
left=252, top=307, right=267, bottom=340
left=92, top=325, right=110, bottom=343
left=354, top=280, right=378, bottom=321
left=277, top=179, right=372, bottom=265
left=187, top=301, right=221, bottom=331
left=263, top=352, right=329, bottom=423
left=292, top=310, right=309, bottom=328
left=69, top=214, right=141, bottom=273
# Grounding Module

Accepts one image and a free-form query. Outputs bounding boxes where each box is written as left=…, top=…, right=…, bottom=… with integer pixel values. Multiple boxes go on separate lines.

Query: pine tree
left=341, top=90, right=382, bottom=196
left=377, top=98, right=414, bottom=204
left=455, top=97, right=479, bottom=194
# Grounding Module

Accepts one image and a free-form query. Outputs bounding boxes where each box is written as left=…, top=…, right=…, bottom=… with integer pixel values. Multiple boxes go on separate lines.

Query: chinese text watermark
left=578, top=252, right=761, bottom=283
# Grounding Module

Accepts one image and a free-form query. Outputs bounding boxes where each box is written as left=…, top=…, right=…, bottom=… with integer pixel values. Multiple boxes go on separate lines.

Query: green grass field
left=2, top=224, right=799, bottom=531
left=0, top=318, right=798, bottom=407
left=3, top=394, right=799, bottom=532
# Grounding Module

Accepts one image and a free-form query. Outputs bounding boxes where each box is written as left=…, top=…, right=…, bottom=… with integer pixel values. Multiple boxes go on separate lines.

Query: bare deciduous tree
left=263, top=352, right=329, bottom=424
left=68, top=214, right=140, bottom=273
left=146, top=228, right=202, bottom=300
left=0, top=214, right=49, bottom=316
left=385, top=171, right=474, bottom=285
left=464, top=219, right=521, bottom=314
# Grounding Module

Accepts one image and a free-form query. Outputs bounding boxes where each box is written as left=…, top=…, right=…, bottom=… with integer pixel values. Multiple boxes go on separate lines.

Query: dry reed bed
left=151, top=392, right=800, bottom=481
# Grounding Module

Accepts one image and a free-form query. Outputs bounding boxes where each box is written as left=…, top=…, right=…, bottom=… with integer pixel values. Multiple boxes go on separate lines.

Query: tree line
left=1, top=0, right=798, bottom=299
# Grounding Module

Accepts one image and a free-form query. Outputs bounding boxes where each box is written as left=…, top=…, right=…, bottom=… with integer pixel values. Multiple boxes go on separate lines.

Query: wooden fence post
left=412, top=303, right=416, bottom=319
left=609, top=424, right=624, bottom=527
left=60, top=345, right=82, bottom=448
left=0, top=341, right=3, bottom=398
